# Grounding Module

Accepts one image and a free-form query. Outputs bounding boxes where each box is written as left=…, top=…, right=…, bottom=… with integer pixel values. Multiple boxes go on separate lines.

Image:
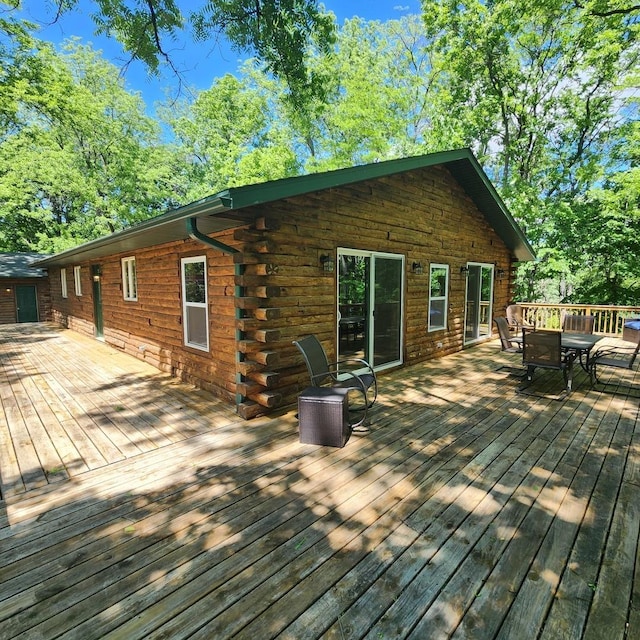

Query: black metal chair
left=562, top=314, right=595, bottom=334
left=506, top=304, right=534, bottom=336
left=522, top=329, right=575, bottom=393
left=293, top=335, right=377, bottom=425
left=495, top=317, right=523, bottom=352
left=589, top=323, right=640, bottom=387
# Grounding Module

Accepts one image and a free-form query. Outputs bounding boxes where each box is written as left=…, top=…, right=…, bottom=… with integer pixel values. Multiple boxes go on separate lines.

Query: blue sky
left=18, top=1, right=422, bottom=108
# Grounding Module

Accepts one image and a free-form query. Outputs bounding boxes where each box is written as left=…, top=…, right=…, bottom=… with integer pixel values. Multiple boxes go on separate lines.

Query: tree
left=555, top=106, right=640, bottom=303
left=281, top=15, right=442, bottom=172
left=164, top=64, right=299, bottom=201
left=9, top=0, right=335, bottom=105
left=0, top=36, right=181, bottom=252
left=420, top=0, right=639, bottom=302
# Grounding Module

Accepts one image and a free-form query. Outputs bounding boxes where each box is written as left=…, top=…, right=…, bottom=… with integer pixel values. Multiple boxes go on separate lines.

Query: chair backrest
left=562, top=314, right=595, bottom=334
left=495, top=317, right=515, bottom=350
left=506, top=304, right=523, bottom=327
left=523, top=330, right=562, bottom=369
left=293, top=335, right=331, bottom=386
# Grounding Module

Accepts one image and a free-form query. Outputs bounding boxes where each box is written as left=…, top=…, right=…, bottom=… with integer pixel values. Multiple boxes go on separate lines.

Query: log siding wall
left=46, top=164, right=515, bottom=418
left=0, top=278, right=51, bottom=324
left=49, top=234, right=240, bottom=404
left=234, top=166, right=513, bottom=414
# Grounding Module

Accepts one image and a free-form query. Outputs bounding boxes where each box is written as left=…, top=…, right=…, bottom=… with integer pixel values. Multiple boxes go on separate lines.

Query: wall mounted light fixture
left=91, top=265, right=102, bottom=281
left=460, top=265, right=469, bottom=276
left=412, top=261, right=423, bottom=275
left=319, top=254, right=335, bottom=273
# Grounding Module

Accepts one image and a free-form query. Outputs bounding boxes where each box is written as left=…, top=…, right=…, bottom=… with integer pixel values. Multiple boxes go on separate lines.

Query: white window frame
left=428, top=263, right=449, bottom=332
left=73, top=266, right=82, bottom=296
left=181, top=256, right=209, bottom=352
left=121, top=257, right=138, bottom=301
left=61, top=268, right=68, bottom=299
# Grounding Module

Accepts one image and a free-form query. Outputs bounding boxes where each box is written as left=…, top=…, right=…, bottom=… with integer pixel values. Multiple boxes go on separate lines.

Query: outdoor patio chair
left=522, top=329, right=575, bottom=393
left=589, top=321, right=640, bottom=387
left=494, top=316, right=523, bottom=352
left=562, top=313, right=595, bottom=334
left=293, top=334, right=378, bottom=415
left=506, top=304, right=534, bottom=336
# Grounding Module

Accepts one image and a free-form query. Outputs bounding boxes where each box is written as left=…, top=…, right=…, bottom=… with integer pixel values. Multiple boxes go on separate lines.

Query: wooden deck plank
left=0, top=403, right=25, bottom=497
left=15, top=402, right=460, bottom=635
left=442, top=391, right=607, bottom=639
left=239, top=411, right=537, bottom=639
left=580, top=392, right=640, bottom=640
left=537, top=393, right=636, bottom=639
left=3, top=368, right=504, bottom=636
left=0, top=323, right=638, bottom=640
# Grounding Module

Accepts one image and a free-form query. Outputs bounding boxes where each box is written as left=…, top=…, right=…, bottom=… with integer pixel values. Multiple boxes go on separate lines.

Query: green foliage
left=420, top=0, right=639, bottom=304
left=1, top=3, right=639, bottom=308
left=0, top=34, right=180, bottom=252
left=163, top=65, right=300, bottom=200
left=298, top=16, right=440, bottom=170
left=19, top=0, right=336, bottom=106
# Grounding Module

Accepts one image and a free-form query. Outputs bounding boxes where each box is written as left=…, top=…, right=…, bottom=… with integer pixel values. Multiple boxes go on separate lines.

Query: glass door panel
left=465, top=266, right=480, bottom=341
left=373, top=257, right=403, bottom=367
left=338, top=253, right=369, bottom=361
left=337, top=250, right=403, bottom=370
left=464, top=263, right=494, bottom=343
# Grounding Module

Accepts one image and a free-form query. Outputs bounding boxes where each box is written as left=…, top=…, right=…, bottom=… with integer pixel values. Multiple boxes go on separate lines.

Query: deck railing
left=515, top=303, right=640, bottom=336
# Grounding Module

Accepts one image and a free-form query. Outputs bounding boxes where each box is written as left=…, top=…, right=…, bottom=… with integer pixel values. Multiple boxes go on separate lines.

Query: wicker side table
left=298, top=387, right=351, bottom=447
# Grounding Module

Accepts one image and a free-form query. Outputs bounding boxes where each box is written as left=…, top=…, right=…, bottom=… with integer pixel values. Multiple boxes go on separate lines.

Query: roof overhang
left=34, top=148, right=535, bottom=267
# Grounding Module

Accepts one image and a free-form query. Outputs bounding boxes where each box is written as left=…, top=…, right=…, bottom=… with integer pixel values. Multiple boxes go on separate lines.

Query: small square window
left=73, top=266, right=82, bottom=296
left=121, top=257, right=138, bottom=301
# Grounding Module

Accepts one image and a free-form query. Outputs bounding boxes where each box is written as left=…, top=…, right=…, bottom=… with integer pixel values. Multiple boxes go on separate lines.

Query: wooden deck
left=1, top=323, right=639, bottom=639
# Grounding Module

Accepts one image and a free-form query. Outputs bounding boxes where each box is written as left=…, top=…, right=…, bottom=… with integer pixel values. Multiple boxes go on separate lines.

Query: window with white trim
left=428, top=264, right=449, bottom=332
left=181, top=256, right=209, bottom=351
left=61, top=269, right=68, bottom=298
left=121, top=257, right=138, bottom=301
left=73, top=266, right=82, bottom=296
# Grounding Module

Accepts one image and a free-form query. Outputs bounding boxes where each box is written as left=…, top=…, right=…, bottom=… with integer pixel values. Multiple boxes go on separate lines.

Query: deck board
left=0, top=323, right=639, bottom=639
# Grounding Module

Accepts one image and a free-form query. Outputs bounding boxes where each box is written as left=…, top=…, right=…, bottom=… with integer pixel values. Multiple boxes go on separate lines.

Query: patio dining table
left=561, top=332, right=603, bottom=371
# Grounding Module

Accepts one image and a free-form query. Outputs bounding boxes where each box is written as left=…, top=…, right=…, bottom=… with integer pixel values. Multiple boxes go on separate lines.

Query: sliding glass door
left=337, top=249, right=404, bottom=370
left=464, top=263, right=494, bottom=344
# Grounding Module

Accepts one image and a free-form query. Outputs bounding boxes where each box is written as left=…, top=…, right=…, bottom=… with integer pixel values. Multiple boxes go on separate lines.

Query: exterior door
left=337, top=249, right=404, bottom=370
left=15, top=285, right=38, bottom=322
left=91, top=265, right=104, bottom=339
left=464, top=263, right=494, bottom=344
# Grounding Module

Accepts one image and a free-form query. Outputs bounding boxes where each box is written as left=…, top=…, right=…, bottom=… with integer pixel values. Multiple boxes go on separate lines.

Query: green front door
left=15, top=285, right=38, bottom=322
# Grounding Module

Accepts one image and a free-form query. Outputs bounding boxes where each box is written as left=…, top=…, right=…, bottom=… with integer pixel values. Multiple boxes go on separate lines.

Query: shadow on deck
left=0, top=322, right=639, bottom=639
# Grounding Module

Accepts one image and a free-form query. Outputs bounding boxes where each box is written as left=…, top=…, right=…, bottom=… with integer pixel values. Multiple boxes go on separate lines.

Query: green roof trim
left=35, top=148, right=535, bottom=267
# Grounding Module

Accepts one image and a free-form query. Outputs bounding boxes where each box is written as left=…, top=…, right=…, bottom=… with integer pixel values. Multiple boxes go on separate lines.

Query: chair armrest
left=337, top=357, right=376, bottom=374
left=592, top=345, right=637, bottom=360
left=327, top=358, right=376, bottom=377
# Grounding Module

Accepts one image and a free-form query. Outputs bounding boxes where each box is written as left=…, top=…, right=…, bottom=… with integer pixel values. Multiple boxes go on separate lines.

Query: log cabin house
left=35, top=148, right=534, bottom=419
left=0, top=253, right=51, bottom=324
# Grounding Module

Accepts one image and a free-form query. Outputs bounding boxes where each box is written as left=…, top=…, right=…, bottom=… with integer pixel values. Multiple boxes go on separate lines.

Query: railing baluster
left=510, top=303, right=640, bottom=336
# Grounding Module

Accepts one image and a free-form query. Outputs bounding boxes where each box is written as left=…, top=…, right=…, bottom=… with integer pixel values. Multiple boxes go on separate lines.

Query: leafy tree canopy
left=7, top=0, right=336, bottom=104
left=0, top=31, right=182, bottom=252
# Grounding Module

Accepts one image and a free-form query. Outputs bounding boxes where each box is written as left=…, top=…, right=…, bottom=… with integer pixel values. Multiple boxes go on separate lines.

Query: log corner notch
left=233, top=217, right=282, bottom=419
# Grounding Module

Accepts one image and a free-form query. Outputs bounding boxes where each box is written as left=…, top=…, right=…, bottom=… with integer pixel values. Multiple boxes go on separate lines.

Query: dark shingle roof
left=0, top=253, right=49, bottom=278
